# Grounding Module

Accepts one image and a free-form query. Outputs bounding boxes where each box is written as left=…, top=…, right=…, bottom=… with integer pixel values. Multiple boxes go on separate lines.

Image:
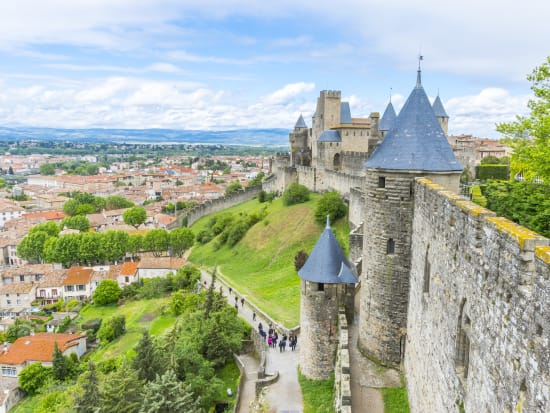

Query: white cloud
left=262, top=82, right=315, bottom=105
left=146, top=62, right=181, bottom=73
left=445, top=88, right=530, bottom=138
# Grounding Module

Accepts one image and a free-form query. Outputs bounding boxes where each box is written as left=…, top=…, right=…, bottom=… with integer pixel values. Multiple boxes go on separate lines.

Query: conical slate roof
left=432, top=95, right=448, bottom=118
left=295, top=114, right=307, bottom=128
left=379, top=101, right=397, bottom=131
left=340, top=102, right=352, bottom=124
left=318, top=130, right=341, bottom=142
left=298, top=218, right=358, bottom=284
left=365, top=71, right=462, bottom=172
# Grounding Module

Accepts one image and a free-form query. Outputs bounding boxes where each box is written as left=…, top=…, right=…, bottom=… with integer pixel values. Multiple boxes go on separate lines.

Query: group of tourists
left=258, top=323, right=298, bottom=352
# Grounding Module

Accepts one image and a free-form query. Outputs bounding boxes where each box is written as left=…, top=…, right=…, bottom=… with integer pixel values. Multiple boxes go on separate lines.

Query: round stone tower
left=298, top=217, right=357, bottom=379
left=358, top=68, right=463, bottom=367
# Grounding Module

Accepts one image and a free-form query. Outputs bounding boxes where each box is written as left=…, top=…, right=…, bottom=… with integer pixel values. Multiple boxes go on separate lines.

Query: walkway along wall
left=183, top=185, right=261, bottom=227
left=334, top=308, right=352, bottom=413
left=405, top=178, right=549, bottom=413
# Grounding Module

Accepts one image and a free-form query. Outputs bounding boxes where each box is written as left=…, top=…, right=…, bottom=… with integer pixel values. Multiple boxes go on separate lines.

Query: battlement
left=320, top=90, right=341, bottom=98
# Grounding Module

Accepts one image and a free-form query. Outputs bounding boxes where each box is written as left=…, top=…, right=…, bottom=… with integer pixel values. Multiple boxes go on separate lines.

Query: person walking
left=279, top=339, right=284, bottom=353
left=240, top=297, right=245, bottom=307
left=252, top=311, right=256, bottom=321
left=229, top=286, right=232, bottom=295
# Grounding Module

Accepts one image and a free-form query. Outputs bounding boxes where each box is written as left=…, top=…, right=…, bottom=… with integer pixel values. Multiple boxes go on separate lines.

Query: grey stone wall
left=349, top=186, right=364, bottom=229
left=405, top=178, right=549, bottom=413
left=184, top=185, right=261, bottom=227
left=300, top=280, right=340, bottom=379
left=334, top=309, right=352, bottom=413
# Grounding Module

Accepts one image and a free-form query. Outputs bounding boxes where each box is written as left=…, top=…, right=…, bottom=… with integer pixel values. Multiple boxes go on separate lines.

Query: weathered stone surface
left=405, top=179, right=549, bottom=413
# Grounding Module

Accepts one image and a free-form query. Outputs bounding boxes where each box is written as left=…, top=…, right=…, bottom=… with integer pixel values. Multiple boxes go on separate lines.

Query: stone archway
left=333, top=153, right=341, bottom=171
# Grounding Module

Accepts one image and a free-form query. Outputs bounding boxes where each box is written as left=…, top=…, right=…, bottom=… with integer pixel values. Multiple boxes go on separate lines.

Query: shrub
left=19, top=363, right=52, bottom=395
left=82, top=318, right=102, bottom=333
left=98, top=315, right=126, bottom=343
left=314, top=191, right=347, bottom=225
left=282, top=182, right=310, bottom=206
left=93, top=279, right=122, bottom=305
left=475, top=164, right=509, bottom=181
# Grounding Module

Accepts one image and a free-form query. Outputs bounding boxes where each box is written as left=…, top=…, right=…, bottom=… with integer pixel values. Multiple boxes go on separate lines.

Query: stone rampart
left=334, top=309, right=352, bottom=413
left=405, top=178, right=549, bottom=413
left=184, top=185, right=261, bottom=227
left=348, top=186, right=364, bottom=229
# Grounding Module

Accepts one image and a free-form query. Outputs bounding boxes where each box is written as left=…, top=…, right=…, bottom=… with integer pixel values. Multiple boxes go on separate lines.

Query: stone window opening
left=317, top=282, right=325, bottom=292
left=455, top=299, right=471, bottom=381
left=409, top=181, right=414, bottom=197
left=423, top=246, right=431, bottom=293
left=378, top=176, right=386, bottom=188
left=387, top=238, right=395, bottom=255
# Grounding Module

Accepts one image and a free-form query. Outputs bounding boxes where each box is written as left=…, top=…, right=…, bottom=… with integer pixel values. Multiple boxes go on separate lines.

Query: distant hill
left=0, top=126, right=290, bottom=147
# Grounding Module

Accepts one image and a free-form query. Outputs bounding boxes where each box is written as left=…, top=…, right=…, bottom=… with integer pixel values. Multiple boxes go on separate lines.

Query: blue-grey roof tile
left=298, top=219, right=357, bottom=284
left=365, top=72, right=462, bottom=172
left=340, top=102, right=352, bottom=124
left=379, top=102, right=397, bottom=131
left=432, top=95, right=448, bottom=118
left=295, top=114, right=307, bottom=128
left=318, top=130, right=341, bottom=142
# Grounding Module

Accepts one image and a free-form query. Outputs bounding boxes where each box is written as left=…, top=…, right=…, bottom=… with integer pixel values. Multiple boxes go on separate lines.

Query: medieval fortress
left=264, top=69, right=549, bottom=412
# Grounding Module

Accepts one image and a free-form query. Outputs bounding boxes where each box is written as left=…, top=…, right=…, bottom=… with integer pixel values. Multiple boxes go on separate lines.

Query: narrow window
left=423, top=247, right=430, bottom=293
left=318, top=283, right=325, bottom=291
left=455, top=299, right=470, bottom=380
left=378, top=176, right=386, bottom=188
left=387, top=239, right=395, bottom=255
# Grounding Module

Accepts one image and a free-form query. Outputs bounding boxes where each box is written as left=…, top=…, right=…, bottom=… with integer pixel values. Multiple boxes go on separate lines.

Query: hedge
left=475, top=164, right=509, bottom=181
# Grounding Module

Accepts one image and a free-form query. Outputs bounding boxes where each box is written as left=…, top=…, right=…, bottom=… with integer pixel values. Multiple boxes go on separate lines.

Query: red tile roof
left=0, top=333, right=86, bottom=365
left=62, top=266, right=93, bottom=285
left=120, top=261, right=139, bottom=276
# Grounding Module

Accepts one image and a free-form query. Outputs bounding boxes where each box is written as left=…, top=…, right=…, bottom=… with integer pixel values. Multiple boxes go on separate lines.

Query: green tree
left=479, top=155, right=501, bottom=165
left=52, top=341, right=70, bottom=381
left=144, top=229, right=169, bottom=257
left=127, top=234, right=144, bottom=258
left=78, top=232, right=103, bottom=265
left=294, top=250, right=309, bottom=271
left=105, top=195, right=134, bottom=210
left=314, top=190, right=347, bottom=225
left=101, top=360, right=143, bottom=413
left=247, top=171, right=265, bottom=187
left=282, top=182, right=310, bottom=206
left=169, top=228, right=194, bottom=257
left=17, top=231, right=51, bottom=263
left=98, top=315, right=126, bottom=343
left=170, top=290, right=186, bottom=316
left=123, top=206, right=147, bottom=229
left=29, top=221, right=60, bottom=237
left=18, top=362, right=52, bottom=395
left=61, top=215, right=90, bottom=232
left=132, top=331, right=160, bottom=382
left=101, top=230, right=129, bottom=263
left=224, top=181, right=242, bottom=196
left=93, top=280, right=122, bottom=305
left=139, top=369, right=201, bottom=413
left=74, top=360, right=101, bottom=413
left=6, top=319, right=32, bottom=342
left=497, top=56, right=550, bottom=182
left=39, top=163, right=56, bottom=175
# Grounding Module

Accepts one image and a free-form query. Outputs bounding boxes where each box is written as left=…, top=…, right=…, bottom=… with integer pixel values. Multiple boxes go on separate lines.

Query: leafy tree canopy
left=18, top=362, right=52, bottom=395
left=497, top=56, right=550, bottom=182
left=225, top=181, right=242, bottom=196
left=123, top=206, right=147, bottom=229
left=39, top=163, right=56, bottom=175
left=314, top=190, right=347, bottom=225
left=282, top=182, right=310, bottom=206
left=93, top=279, right=122, bottom=305
left=61, top=215, right=90, bottom=232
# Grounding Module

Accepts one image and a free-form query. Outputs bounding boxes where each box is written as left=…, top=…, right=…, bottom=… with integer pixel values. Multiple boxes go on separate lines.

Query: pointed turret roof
left=379, top=101, right=397, bottom=131
left=340, top=102, right=352, bottom=124
left=298, top=217, right=358, bottom=284
left=295, top=114, right=307, bottom=129
left=432, top=95, right=448, bottom=118
left=318, top=130, right=341, bottom=142
left=364, top=70, right=462, bottom=172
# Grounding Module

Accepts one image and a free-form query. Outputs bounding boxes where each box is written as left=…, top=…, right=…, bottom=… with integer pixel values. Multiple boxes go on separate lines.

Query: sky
left=0, top=0, right=548, bottom=139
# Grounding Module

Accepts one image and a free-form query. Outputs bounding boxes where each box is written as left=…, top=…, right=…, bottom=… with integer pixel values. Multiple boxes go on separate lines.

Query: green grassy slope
left=189, top=195, right=349, bottom=328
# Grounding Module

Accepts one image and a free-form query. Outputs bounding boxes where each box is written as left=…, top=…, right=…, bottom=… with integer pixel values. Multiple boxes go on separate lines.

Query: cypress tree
left=75, top=360, right=101, bottom=413
left=139, top=369, right=201, bottom=413
left=101, top=360, right=143, bottom=413
left=132, top=331, right=160, bottom=382
left=52, top=341, right=69, bottom=381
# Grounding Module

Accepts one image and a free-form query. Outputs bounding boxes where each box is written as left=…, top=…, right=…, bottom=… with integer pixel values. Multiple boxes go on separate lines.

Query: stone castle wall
left=184, top=185, right=261, bottom=227
left=334, top=309, right=352, bottom=413
left=348, top=186, right=364, bottom=229
left=405, top=178, right=549, bottom=413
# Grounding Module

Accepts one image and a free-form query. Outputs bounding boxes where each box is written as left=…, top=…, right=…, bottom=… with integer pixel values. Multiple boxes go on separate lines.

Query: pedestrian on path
left=252, top=311, right=256, bottom=321
left=229, top=286, right=232, bottom=295
left=241, top=297, right=245, bottom=307
left=234, top=296, right=238, bottom=305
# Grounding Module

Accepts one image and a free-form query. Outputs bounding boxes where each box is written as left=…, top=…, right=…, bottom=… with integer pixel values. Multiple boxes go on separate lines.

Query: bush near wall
left=475, top=164, right=509, bottom=181
left=470, top=185, right=488, bottom=207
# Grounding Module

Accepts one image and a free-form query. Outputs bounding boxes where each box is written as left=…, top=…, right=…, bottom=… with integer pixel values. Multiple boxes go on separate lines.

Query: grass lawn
left=189, top=195, right=349, bottom=328
left=214, top=362, right=241, bottom=410
left=77, top=296, right=173, bottom=361
left=297, top=369, right=335, bottom=413
left=381, top=387, right=410, bottom=413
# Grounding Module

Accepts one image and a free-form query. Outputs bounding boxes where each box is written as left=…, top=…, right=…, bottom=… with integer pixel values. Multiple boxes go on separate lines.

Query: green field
left=77, top=297, right=173, bottom=361
left=188, top=195, right=349, bottom=328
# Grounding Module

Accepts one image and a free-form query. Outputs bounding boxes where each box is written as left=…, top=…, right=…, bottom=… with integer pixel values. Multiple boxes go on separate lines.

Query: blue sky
left=0, top=0, right=548, bottom=138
